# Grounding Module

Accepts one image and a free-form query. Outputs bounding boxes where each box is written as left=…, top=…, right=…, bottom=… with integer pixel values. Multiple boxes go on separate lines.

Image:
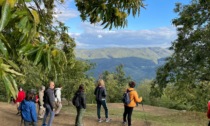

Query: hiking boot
left=105, top=118, right=111, bottom=122
left=98, top=119, right=103, bottom=123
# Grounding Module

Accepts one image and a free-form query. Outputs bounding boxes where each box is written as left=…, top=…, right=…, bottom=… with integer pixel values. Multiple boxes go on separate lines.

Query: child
left=19, top=91, right=37, bottom=126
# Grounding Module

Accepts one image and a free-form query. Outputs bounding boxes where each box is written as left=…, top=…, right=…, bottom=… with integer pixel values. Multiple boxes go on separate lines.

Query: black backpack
left=72, top=93, right=81, bottom=107
left=122, top=90, right=133, bottom=105
left=54, top=89, right=57, bottom=98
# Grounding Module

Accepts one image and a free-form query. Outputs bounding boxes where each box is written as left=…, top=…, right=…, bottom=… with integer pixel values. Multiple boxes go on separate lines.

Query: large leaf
left=47, top=47, right=51, bottom=70
left=2, top=75, right=17, bottom=99
left=1, top=64, right=23, bottom=76
left=0, top=0, right=11, bottom=31
left=0, top=40, right=8, bottom=57
left=30, top=9, right=40, bottom=24
left=34, top=46, right=43, bottom=65
left=4, top=59, right=20, bottom=71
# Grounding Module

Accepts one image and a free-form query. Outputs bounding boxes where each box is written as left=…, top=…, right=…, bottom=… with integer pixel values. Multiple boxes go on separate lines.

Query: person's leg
left=47, top=105, right=55, bottom=126
left=42, top=105, right=50, bottom=126
left=55, top=103, right=62, bottom=114
left=123, top=105, right=128, bottom=123
left=78, top=109, right=85, bottom=126
left=101, top=100, right=108, bottom=118
left=77, top=108, right=85, bottom=126
left=97, top=101, right=102, bottom=120
left=16, top=102, right=20, bottom=115
left=39, top=106, right=45, bottom=118
left=127, top=107, right=134, bottom=126
left=32, top=122, right=37, bottom=126
left=75, top=107, right=79, bottom=126
left=24, top=121, right=30, bottom=126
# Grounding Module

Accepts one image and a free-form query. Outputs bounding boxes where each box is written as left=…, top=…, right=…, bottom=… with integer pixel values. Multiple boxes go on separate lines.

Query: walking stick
left=141, top=102, right=150, bottom=126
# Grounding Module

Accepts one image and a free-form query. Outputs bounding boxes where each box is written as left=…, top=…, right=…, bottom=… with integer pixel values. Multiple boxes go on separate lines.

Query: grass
left=62, top=103, right=208, bottom=126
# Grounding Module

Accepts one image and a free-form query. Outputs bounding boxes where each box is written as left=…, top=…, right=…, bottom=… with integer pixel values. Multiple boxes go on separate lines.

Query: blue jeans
left=42, top=104, right=55, bottom=126
left=97, top=100, right=108, bottom=119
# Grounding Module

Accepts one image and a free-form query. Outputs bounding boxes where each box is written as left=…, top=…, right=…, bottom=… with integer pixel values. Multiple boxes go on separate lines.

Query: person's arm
left=48, top=90, right=55, bottom=110
left=102, top=87, right=107, bottom=97
left=94, top=87, right=97, bottom=95
left=81, top=93, right=86, bottom=109
left=18, top=102, right=22, bottom=110
left=31, top=103, right=37, bottom=122
left=57, top=90, right=61, bottom=103
left=39, top=91, right=44, bottom=106
left=134, top=91, right=142, bottom=103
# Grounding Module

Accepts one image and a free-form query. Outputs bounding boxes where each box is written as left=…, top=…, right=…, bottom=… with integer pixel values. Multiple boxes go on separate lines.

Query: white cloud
left=54, top=0, right=79, bottom=22
left=69, top=23, right=177, bottom=49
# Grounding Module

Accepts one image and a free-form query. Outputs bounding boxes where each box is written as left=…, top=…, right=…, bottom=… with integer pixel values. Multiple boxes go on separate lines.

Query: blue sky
left=56, top=0, right=191, bottom=49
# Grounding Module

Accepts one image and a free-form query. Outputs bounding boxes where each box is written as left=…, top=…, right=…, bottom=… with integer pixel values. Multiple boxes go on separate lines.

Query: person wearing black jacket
left=74, top=84, right=86, bottom=126
left=94, top=79, right=110, bottom=123
left=42, top=81, right=55, bottom=126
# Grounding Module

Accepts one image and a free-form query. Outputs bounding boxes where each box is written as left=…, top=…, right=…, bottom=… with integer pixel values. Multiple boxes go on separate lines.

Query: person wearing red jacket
left=207, top=101, right=210, bottom=126
left=16, top=87, right=25, bottom=115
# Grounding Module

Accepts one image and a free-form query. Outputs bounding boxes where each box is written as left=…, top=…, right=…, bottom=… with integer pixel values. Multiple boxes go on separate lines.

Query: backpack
left=54, top=89, right=57, bottom=98
left=72, top=93, right=81, bottom=107
left=122, top=90, right=133, bottom=105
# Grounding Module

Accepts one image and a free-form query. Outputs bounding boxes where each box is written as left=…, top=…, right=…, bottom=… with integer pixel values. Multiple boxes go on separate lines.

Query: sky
left=55, top=0, right=191, bottom=49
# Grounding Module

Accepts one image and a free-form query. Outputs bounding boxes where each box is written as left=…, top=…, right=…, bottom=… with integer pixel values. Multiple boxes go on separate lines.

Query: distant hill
left=75, top=47, right=173, bottom=82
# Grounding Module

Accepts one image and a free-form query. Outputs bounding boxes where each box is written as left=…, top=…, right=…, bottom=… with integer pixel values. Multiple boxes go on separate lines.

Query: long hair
left=97, top=79, right=105, bottom=87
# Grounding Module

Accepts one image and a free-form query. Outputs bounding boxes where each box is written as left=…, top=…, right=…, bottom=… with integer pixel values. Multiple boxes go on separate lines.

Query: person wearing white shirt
left=55, top=84, right=62, bottom=115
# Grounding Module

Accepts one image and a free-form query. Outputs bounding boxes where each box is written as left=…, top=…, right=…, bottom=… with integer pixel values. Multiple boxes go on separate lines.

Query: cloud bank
left=69, top=23, right=177, bottom=49
left=53, top=1, right=178, bottom=49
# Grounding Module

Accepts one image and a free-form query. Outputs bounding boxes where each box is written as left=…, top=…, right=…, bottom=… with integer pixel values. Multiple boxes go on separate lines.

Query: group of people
left=15, top=79, right=142, bottom=126
left=16, top=81, right=63, bottom=126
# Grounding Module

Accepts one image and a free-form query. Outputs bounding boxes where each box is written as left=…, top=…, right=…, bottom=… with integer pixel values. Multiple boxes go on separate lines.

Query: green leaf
left=47, top=48, right=51, bottom=70
left=8, top=74, right=18, bottom=94
left=0, top=1, right=11, bottom=32
left=34, top=47, right=43, bottom=65
left=2, top=75, right=17, bottom=99
left=4, top=59, right=20, bottom=71
left=18, top=44, right=33, bottom=54
left=0, top=40, right=8, bottom=57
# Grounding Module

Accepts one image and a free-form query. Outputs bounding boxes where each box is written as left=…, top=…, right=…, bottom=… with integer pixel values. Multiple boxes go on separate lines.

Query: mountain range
left=75, top=47, right=173, bottom=83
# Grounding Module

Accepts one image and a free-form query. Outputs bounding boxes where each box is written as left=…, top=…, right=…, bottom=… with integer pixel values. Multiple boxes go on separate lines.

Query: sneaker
left=122, top=121, right=127, bottom=125
left=98, top=119, right=103, bottom=123
left=105, top=118, right=111, bottom=122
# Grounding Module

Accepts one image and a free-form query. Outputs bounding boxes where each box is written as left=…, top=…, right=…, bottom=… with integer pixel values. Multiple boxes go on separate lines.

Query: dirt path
left=0, top=102, right=207, bottom=126
left=0, top=102, right=149, bottom=126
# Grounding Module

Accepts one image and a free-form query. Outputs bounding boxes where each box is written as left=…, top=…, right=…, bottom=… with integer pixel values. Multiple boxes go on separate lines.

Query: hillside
left=75, top=47, right=173, bottom=82
left=0, top=102, right=207, bottom=126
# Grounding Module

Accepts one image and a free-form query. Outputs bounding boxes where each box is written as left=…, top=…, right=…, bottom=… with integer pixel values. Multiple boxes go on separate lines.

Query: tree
left=151, top=0, right=210, bottom=111
left=75, top=0, right=145, bottom=29
left=0, top=0, right=145, bottom=99
left=102, top=65, right=131, bottom=102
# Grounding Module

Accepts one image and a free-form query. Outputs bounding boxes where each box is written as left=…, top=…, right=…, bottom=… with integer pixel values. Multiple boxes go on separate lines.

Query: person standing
left=55, top=84, right=62, bottom=116
left=42, top=81, right=55, bottom=126
left=19, top=91, right=37, bottom=126
left=38, top=85, right=45, bottom=119
left=74, top=84, right=86, bottom=126
left=16, top=87, right=25, bottom=115
left=123, top=81, right=142, bottom=126
left=94, top=79, right=110, bottom=122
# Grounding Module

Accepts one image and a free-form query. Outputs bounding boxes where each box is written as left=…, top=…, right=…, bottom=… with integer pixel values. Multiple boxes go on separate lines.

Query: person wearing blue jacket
left=19, top=91, right=37, bottom=126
